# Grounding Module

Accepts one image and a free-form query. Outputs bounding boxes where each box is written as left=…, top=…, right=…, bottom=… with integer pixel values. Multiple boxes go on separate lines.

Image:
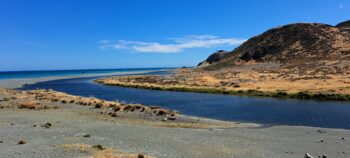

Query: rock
left=0, top=140, right=3, bottom=143
left=110, top=113, right=117, bottom=117
left=82, top=134, right=91, bottom=138
left=1, top=98, right=9, bottom=102
left=167, top=116, right=176, bottom=121
left=319, top=139, right=324, bottom=142
left=321, top=155, right=327, bottom=158
left=137, top=154, right=145, bottom=158
left=95, top=103, right=103, bottom=108
left=305, top=153, right=314, bottom=158
left=40, top=122, right=52, bottom=129
left=75, top=133, right=90, bottom=138
left=18, top=140, right=26, bottom=145
left=162, top=117, right=168, bottom=121
left=92, top=144, right=105, bottom=150
left=316, top=130, right=326, bottom=134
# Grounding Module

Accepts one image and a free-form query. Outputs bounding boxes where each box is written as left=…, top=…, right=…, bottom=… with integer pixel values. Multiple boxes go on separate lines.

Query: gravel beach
left=0, top=76, right=349, bottom=158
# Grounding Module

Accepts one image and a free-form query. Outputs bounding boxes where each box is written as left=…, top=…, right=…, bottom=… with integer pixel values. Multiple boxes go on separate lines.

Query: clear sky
left=0, top=0, right=349, bottom=71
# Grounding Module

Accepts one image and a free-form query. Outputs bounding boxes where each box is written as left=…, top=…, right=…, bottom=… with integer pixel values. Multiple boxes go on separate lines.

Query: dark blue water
left=20, top=75, right=350, bottom=129
left=0, top=68, right=170, bottom=79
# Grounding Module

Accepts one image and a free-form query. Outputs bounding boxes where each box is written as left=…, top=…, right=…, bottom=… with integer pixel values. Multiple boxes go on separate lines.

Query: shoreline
left=0, top=69, right=166, bottom=89
left=0, top=72, right=350, bottom=157
left=95, top=78, right=350, bottom=102
left=94, top=73, right=350, bottom=102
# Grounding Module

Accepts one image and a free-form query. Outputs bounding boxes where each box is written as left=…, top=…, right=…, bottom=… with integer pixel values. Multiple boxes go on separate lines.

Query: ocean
left=0, top=68, right=171, bottom=79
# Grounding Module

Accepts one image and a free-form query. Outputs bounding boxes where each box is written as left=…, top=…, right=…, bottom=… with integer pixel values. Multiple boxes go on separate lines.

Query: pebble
left=40, top=122, right=52, bottom=129
left=305, top=153, right=314, bottom=158
left=82, top=134, right=91, bottom=138
left=75, top=133, right=90, bottom=138
left=18, top=140, right=26, bottom=145
left=137, top=154, right=145, bottom=158
left=92, top=144, right=105, bottom=150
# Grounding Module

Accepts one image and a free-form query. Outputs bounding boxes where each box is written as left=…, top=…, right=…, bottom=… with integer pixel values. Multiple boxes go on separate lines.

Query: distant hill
left=336, top=20, right=350, bottom=30
left=199, top=20, right=350, bottom=72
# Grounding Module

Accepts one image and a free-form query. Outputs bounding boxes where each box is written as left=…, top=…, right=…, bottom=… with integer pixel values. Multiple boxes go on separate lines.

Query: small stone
left=137, top=154, right=144, bottom=158
left=92, top=144, right=104, bottom=150
left=0, top=140, right=3, bottom=143
left=40, top=122, right=52, bottom=129
left=82, top=134, right=91, bottom=138
left=320, top=139, right=324, bottom=142
left=341, top=137, right=345, bottom=140
left=110, top=113, right=117, bottom=117
left=305, top=153, right=314, bottom=158
left=95, top=103, right=103, bottom=108
left=167, top=117, right=176, bottom=120
left=316, top=130, right=326, bottom=134
left=321, top=155, right=327, bottom=158
left=18, top=140, right=26, bottom=145
left=162, top=117, right=168, bottom=121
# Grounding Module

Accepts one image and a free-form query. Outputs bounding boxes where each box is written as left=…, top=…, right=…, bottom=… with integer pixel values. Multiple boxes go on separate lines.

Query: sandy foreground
left=0, top=74, right=350, bottom=158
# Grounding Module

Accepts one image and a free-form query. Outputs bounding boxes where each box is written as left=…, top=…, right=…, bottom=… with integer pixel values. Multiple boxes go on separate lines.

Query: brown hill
left=199, top=20, right=350, bottom=73
left=336, top=20, right=350, bottom=30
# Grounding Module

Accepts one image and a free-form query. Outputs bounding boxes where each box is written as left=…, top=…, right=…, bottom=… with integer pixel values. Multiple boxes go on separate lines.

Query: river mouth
left=19, top=71, right=350, bottom=130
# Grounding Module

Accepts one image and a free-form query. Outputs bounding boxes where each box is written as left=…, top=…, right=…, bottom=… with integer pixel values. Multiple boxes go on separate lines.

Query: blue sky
left=0, top=0, right=349, bottom=71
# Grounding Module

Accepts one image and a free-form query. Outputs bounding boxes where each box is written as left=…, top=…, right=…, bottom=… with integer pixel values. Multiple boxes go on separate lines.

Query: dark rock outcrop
left=197, top=50, right=228, bottom=67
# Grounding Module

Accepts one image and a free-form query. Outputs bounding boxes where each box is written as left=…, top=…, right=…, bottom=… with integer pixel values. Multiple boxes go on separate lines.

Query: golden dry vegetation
left=95, top=65, right=350, bottom=101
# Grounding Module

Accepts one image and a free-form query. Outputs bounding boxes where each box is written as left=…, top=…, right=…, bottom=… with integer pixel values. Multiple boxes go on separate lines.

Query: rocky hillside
left=197, top=50, right=228, bottom=67
left=336, top=20, right=350, bottom=30
left=199, top=20, right=350, bottom=72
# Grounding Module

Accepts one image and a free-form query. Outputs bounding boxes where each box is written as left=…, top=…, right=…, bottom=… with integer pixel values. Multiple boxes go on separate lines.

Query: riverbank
left=95, top=68, right=350, bottom=101
left=0, top=88, right=249, bottom=157
left=1, top=89, right=350, bottom=158
left=1, top=71, right=350, bottom=157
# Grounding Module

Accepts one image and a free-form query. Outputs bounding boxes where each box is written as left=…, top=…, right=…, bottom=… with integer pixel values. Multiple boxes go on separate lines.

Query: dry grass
left=60, top=143, right=155, bottom=158
left=95, top=66, right=350, bottom=101
left=17, top=101, right=40, bottom=109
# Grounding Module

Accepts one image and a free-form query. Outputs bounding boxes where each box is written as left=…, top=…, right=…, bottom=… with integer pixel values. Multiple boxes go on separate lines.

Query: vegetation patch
left=95, top=79, right=350, bottom=101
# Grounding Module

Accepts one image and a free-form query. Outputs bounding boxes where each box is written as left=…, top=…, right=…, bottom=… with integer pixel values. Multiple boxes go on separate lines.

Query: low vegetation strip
left=95, top=78, right=350, bottom=101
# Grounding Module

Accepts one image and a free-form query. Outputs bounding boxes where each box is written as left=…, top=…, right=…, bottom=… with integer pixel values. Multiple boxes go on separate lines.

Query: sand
left=0, top=106, right=349, bottom=158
